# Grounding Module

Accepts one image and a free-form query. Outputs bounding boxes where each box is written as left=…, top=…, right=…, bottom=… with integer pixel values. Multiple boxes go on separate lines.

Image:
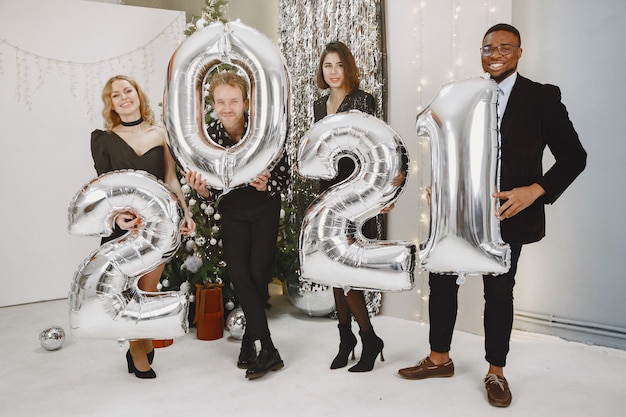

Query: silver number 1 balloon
left=417, top=76, right=510, bottom=284
left=67, top=170, right=189, bottom=340
left=298, top=110, right=415, bottom=293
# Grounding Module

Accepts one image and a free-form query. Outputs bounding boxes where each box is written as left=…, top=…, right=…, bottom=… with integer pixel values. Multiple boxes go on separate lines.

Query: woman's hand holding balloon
left=114, top=210, right=141, bottom=231
left=180, top=214, right=196, bottom=236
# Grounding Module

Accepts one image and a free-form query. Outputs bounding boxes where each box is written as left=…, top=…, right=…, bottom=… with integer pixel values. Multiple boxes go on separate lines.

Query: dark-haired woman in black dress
left=313, top=41, right=399, bottom=372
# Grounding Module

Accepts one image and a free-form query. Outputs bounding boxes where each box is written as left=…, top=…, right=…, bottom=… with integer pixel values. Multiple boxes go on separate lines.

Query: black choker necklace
left=120, top=118, right=143, bottom=127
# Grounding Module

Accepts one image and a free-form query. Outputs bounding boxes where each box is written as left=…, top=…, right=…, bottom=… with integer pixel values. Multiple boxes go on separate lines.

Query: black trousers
left=220, top=189, right=281, bottom=342
left=428, top=244, right=522, bottom=367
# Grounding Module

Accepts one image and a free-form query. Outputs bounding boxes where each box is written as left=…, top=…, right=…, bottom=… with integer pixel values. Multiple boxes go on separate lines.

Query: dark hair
left=483, top=23, right=521, bottom=46
left=316, top=41, right=360, bottom=91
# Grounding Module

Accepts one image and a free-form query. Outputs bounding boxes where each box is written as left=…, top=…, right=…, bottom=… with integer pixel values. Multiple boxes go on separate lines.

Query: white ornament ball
left=225, top=300, right=235, bottom=310
left=195, top=18, right=206, bottom=29
left=180, top=281, right=192, bottom=294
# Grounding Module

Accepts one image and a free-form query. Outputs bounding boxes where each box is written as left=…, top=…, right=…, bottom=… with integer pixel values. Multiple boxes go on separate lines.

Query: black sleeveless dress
left=90, top=129, right=166, bottom=244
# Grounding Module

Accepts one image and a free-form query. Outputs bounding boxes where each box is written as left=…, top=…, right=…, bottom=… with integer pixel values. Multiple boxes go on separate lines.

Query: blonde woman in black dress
left=91, top=75, right=195, bottom=378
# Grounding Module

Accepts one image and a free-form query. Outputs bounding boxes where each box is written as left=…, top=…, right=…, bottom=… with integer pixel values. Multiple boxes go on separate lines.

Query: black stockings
left=333, top=288, right=371, bottom=331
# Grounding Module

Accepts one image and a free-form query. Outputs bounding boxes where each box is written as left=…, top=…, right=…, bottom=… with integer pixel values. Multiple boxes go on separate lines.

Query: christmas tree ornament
left=39, top=325, right=65, bottom=351
left=180, top=281, right=192, bottom=294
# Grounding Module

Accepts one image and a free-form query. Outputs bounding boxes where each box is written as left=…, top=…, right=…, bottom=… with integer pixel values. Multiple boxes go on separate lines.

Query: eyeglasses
left=480, top=44, right=519, bottom=57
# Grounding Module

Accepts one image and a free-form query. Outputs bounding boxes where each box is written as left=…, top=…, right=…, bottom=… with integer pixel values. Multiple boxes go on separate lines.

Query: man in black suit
left=398, top=23, right=587, bottom=408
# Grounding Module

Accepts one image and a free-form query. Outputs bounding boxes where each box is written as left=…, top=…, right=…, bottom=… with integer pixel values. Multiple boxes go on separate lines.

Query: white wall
left=508, top=0, right=626, bottom=348
left=0, top=0, right=185, bottom=306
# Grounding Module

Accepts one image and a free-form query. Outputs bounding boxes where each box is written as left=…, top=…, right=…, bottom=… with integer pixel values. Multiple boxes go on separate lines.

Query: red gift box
left=195, top=283, right=224, bottom=340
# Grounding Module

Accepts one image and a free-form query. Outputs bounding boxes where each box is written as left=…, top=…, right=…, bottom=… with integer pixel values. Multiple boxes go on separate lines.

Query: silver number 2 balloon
left=164, top=20, right=289, bottom=195
left=298, top=110, right=416, bottom=293
left=417, top=76, right=510, bottom=284
left=67, top=170, right=189, bottom=340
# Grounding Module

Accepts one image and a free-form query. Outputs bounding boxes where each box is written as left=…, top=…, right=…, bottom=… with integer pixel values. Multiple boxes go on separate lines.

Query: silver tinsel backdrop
left=278, top=0, right=386, bottom=317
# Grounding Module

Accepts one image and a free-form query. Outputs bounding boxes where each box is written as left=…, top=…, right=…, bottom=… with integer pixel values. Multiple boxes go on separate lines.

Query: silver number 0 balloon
left=417, top=76, right=511, bottom=284
left=67, top=170, right=189, bottom=340
left=164, top=20, right=289, bottom=194
left=298, top=110, right=415, bottom=292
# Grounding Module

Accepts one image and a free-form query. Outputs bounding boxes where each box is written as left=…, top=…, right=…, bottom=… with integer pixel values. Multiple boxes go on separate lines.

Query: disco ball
left=286, top=279, right=336, bottom=317
left=39, top=325, right=65, bottom=351
left=226, top=307, right=246, bottom=340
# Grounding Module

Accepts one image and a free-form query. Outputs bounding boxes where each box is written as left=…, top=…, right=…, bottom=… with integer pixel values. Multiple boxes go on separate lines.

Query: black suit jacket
left=499, top=74, right=587, bottom=244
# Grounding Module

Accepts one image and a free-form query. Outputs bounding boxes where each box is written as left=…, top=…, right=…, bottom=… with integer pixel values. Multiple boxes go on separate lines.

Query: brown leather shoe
left=397, top=356, right=454, bottom=380
left=484, top=373, right=512, bottom=407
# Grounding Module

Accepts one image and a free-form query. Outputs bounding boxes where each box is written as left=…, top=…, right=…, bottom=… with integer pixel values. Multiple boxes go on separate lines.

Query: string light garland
left=0, top=14, right=186, bottom=115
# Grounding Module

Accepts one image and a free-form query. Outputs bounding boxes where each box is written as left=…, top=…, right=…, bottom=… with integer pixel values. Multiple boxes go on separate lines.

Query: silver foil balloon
left=67, top=170, right=189, bottom=340
left=417, top=76, right=510, bottom=284
left=225, top=307, right=246, bottom=340
left=39, top=325, right=66, bottom=351
left=297, top=110, right=415, bottom=292
left=164, top=20, right=290, bottom=195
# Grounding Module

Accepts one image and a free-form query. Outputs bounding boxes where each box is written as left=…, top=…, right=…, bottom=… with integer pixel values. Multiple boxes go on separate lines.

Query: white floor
left=2, top=288, right=625, bottom=417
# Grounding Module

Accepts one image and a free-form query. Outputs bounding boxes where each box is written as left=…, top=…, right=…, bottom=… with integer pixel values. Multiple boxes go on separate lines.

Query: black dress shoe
left=245, top=348, right=284, bottom=380
left=237, top=339, right=257, bottom=369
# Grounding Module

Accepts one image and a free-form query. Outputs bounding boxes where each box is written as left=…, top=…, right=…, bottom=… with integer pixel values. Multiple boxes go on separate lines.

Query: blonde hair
left=101, top=75, right=155, bottom=131
left=208, top=71, right=249, bottom=104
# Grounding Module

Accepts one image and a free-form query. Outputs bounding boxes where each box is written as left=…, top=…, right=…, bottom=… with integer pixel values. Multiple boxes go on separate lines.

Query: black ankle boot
left=330, top=323, right=357, bottom=369
left=237, top=339, right=257, bottom=369
left=348, top=329, right=384, bottom=372
left=245, top=348, right=284, bottom=379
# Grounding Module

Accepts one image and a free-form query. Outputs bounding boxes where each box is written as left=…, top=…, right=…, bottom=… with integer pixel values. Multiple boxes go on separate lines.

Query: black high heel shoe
left=126, top=349, right=157, bottom=379
left=147, top=349, right=155, bottom=365
left=330, top=323, right=357, bottom=369
left=348, top=328, right=384, bottom=372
